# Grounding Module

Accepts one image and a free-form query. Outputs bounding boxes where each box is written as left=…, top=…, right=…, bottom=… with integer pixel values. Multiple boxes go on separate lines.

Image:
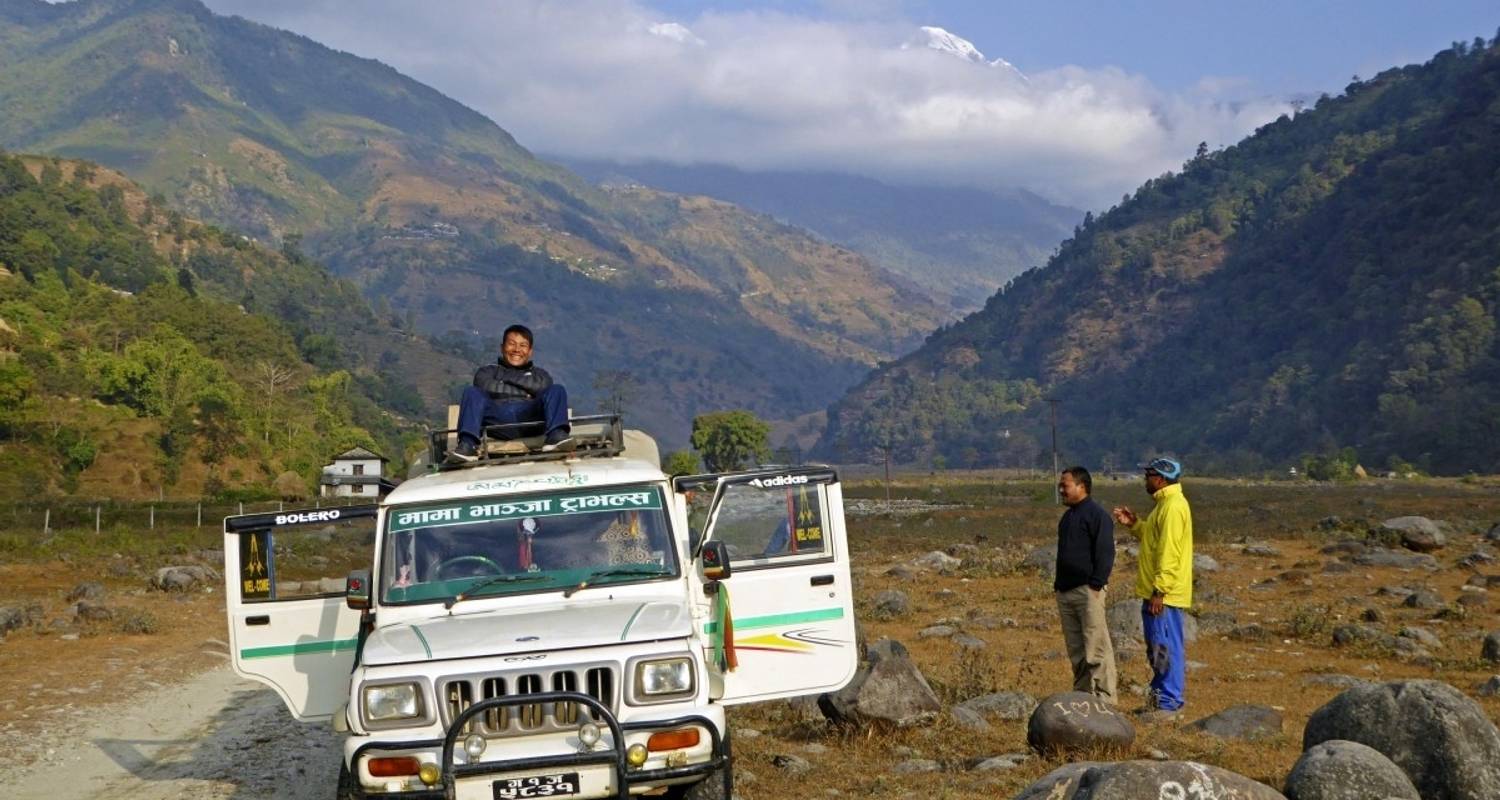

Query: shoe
left=445, top=439, right=479, bottom=464
left=1133, top=707, right=1181, bottom=723
left=541, top=429, right=576, bottom=452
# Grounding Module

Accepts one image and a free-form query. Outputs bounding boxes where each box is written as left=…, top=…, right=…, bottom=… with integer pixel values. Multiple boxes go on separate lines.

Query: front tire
left=668, top=732, right=732, bottom=800
left=336, top=761, right=360, bottom=800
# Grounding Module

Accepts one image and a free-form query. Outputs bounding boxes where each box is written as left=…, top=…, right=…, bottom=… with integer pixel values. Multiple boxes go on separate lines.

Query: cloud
left=202, top=0, right=1289, bottom=209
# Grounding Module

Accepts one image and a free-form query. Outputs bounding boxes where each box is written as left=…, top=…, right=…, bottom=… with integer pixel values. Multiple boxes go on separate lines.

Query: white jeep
left=222, top=417, right=857, bottom=799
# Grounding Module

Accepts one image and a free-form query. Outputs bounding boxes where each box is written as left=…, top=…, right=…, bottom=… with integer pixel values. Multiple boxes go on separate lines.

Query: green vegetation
left=0, top=150, right=428, bottom=499
left=827, top=36, right=1500, bottom=475
left=690, top=410, right=771, bottom=472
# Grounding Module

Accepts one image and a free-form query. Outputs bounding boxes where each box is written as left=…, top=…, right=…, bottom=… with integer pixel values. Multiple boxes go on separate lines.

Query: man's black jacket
left=1053, top=496, right=1115, bottom=592
left=473, top=360, right=553, bottom=402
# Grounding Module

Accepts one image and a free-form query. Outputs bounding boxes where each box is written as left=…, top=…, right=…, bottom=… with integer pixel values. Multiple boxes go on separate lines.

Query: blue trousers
left=1141, top=602, right=1186, bottom=711
left=457, top=384, right=569, bottom=443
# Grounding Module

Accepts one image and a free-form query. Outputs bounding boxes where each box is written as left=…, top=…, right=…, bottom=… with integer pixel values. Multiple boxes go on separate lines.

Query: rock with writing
left=1303, top=680, right=1500, bottom=800
left=818, top=638, right=940, bottom=728
left=1026, top=692, right=1135, bottom=755
left=1011, top=760, right=1285, bottom=800
left=1284, top=739, right=1419, bottom=800
left=1186, top=704, right=1282, bottom=741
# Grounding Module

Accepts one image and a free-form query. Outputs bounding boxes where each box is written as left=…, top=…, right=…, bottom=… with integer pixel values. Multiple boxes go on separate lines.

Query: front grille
left=441, top=665, right=617, bottom=736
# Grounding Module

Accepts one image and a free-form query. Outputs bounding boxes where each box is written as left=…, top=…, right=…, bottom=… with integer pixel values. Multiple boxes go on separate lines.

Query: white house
left=318, top=446, right=396, bottom=498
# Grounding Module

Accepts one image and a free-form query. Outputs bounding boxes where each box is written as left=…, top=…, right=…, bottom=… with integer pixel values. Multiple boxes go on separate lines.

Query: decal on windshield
left=390, top=489, right=662, bottom=533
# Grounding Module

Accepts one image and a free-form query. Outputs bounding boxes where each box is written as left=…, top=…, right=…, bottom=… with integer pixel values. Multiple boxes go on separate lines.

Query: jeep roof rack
left=426, top=413, right=625, bottom=472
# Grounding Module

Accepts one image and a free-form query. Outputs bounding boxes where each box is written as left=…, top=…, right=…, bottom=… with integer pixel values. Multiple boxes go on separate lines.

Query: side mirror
left=700, top=541, right=732, bottom=580
left=346, top=569, right=371, bottom=610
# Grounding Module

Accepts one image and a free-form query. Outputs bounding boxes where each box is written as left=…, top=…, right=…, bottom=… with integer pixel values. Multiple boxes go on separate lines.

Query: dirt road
left=4, top=664, right=342, bottom=800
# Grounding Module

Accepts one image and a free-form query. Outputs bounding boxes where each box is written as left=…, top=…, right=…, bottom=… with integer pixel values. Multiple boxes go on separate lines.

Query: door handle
left=246, top=615, right=270, bottom=626
left=810, top=575, right=834, bottom=586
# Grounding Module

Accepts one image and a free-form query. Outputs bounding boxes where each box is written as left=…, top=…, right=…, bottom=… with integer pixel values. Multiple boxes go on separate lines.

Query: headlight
left=636, top=658, right=694, bottom=699
left=363, top=682, right=422, bottom=722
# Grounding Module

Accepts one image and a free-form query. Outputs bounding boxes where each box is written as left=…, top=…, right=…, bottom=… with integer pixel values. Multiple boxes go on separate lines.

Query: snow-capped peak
left=648, top=22, right=703, bottom=46
left=915, top=25, right=986, bottom=63
left=904, top=25, right=1027, bottom=80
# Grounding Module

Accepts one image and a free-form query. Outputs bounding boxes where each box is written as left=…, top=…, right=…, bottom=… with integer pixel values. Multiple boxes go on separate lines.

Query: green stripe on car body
left=619, top=603, right=648, bottom=640
left=240, top=637, right=359, bottom=659
left=703, top=606, right=844, bottom=635
left=411, top=625, right=433, bottom=658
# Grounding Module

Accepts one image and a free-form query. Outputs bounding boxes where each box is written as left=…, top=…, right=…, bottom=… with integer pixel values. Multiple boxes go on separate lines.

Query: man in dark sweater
left=447, top=324, right=572, bottom=463
left=1053, top=465, right=1117, bottom=702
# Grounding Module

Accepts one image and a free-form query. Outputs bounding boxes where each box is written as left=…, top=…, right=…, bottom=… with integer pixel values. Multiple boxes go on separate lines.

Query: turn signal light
left=647, top=728, right=701, bottom=751
left=368, top=756, right=421, bottom=777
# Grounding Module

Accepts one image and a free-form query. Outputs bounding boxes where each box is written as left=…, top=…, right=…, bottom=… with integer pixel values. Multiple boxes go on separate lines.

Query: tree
left=690, top=410, right=770, bottom=472
left=592, top=369, right=638, bottom=417
left=662, top=450, right=700, bottom=476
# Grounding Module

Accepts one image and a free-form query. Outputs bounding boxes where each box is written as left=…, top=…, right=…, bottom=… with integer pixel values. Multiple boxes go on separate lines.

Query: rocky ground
left=2, top=476, right=1499, bottom=799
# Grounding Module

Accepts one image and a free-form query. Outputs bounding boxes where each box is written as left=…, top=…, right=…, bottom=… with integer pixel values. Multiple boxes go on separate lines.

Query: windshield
left=380, top=485, right=678, bottom=604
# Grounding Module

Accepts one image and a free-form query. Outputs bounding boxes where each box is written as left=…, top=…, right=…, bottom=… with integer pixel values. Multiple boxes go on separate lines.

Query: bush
left=116, top=609, right=159, bottom=635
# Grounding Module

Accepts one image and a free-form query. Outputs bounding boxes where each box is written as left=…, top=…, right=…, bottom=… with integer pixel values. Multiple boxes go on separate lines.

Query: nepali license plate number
left=493, top=772, right=580, bottom=800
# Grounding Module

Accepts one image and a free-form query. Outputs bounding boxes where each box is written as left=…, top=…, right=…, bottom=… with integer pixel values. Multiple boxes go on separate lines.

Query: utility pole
left=1047, top=397, right=1060, bottom=504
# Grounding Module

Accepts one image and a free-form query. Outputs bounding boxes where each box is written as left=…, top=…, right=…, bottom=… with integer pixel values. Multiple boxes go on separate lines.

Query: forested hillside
left=0, top=0, right=947, bottom=444
left=823, top=37, right=1500, bottom=475
left=0, top=151, right=457, bottom=500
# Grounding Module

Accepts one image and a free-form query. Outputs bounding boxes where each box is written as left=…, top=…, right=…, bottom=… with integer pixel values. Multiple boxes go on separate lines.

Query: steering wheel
left=433, top=555, right=505, bottom=580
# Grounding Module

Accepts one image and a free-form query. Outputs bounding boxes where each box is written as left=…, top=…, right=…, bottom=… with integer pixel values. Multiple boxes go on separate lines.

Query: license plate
left=493, top=772, right=580, bottom=800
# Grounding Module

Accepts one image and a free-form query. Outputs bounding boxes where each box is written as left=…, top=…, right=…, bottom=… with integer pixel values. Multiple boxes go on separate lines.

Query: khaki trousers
left=1056, top=585, right=1117, bottom=703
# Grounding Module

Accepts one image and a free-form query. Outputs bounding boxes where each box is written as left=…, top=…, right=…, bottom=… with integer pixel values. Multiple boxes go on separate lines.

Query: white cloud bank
left=203, top=0, right=1290, bottom=209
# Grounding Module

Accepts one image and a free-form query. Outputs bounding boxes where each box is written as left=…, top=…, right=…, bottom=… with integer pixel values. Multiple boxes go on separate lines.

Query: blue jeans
left=457, top=384, right=569, bottom=443
left=1141, top=602, right=1186, bottom=710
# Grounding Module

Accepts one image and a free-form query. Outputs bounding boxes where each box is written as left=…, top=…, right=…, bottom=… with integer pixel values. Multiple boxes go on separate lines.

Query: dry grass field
left=1, top=474, right=1498, bottom=797
left=729, top=473, right=1500, bottom=797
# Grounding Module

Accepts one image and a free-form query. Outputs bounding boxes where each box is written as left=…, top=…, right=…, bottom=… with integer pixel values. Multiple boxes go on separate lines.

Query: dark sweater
left=473, top=360, right=553, bottom=402
left=1053, top=497, right=1115, bottom=592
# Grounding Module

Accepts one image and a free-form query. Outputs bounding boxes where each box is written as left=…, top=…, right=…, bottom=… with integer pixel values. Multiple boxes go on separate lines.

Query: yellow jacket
left=1129, top=482, right=1193, bottom=607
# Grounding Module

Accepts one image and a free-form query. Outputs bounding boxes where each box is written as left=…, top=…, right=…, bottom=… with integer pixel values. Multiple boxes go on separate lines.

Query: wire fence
left=0, top=497, right=374, bottom=535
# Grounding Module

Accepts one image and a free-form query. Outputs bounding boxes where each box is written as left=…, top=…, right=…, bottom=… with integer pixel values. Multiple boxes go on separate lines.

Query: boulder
left=1302, top=674, right=1369, bottom=690
left=913, top=550, right=961, bottom=571
left=1107, top=600, right=1198, bottom=645
left=917, top=625, right=956, bottom=639
left=1353, top=549, right=1438, bottom=569
left=1284, top=739, right=1420, bottom=800
left=956, top=690, right=1036, bottom=722
left=770, top=754, right=810, bottom=775
left=1019, top=544, right=1058, bottom=579
left=1486, top=523, right=1500, bottom=542
left=1478, top=676, right=1500, bottom=697
left=1013, top=760, right=1285, bottom=800
left=1244, top=542, right=1282, bottom=557
left=952, top=633, right=987, bottom=650
left=1398, top=626, right=1441, bottom=649
left=1330, top=624, right=1386, bottom=647
left=870, top=590, right=909, bottom=618
left=1195, top=611, right=1238, bottom=635
left=1483, top=631, right=1500, bottom=664
left=818, top=638, right=941, bottom=728
left=0, top=603, right=43, bottom=635
left=1186, top=704, right=1282, bottom=741
left=68, top=601, right=114, bottom=622
left=885, top=564, right=917, bottom=580
left=968, top=753, right=1028, bottom=771
left=1193, top=553, right=1221, bottom=572
left=65, top=582, right=105, bottom=603
left=1303, top=680, right=1500, bottom=800
left=150, top=565, right=220, bottom=592
left=1403, top=589, right=1443, bottom=609
left=1382, top=516, right=1447, bottom=552
left=1229, top=623, right=1272, bottom=642
left=1026, top=691, right=1135, bottom=755
left=1321, top=540, right=1368, bottom=557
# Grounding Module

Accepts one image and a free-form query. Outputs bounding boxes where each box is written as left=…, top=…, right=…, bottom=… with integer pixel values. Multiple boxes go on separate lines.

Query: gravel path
left=4, top=664, right=341, bottom=800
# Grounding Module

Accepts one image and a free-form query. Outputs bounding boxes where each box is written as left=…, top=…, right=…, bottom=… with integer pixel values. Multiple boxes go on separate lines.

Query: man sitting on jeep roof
left=448, top=324, right=572, bottom=463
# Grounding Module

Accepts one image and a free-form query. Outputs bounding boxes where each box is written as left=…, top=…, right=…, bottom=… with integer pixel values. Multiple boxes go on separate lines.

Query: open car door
left=677, top=467, right=857, bottom=704
left=222, top=505, right=378, bottom=722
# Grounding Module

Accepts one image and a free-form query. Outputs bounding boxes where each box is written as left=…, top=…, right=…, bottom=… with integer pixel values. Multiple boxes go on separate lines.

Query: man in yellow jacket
left=1112, top=457, right=1192, bottom=713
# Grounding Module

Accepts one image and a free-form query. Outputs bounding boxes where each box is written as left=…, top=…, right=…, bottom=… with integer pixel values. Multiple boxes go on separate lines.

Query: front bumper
left=348, top=691, right=728, bottom=800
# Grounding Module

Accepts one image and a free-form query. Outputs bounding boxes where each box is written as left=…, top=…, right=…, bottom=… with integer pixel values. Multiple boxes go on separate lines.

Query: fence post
left=239, top=501, right=244, bottom=516
left=279, top=500, right=284, bottom=512
left=197, top=503, right=202, bottom=527
left=149, top=505, right=155, bottom=529
left=43, top=508, right=50, bottom=535
left=95, top=506, right=101, bottom=534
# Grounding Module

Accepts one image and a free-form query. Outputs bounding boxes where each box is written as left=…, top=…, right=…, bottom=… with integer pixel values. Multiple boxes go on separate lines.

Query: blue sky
left=205, top=0, right=1497, bottom=208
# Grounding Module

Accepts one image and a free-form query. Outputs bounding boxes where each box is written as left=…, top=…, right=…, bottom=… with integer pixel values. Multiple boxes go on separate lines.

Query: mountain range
left=822, top=36, right=1500, bottom=475
left=0, top=0, right=954, bottom=449
left=559, top=159, right=1080, bottom=312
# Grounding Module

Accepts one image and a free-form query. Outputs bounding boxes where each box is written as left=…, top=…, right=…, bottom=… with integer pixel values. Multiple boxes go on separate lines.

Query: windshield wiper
left=444, top=574, right=548, bottom=610
left=561, top=567, right=672, bottom=598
